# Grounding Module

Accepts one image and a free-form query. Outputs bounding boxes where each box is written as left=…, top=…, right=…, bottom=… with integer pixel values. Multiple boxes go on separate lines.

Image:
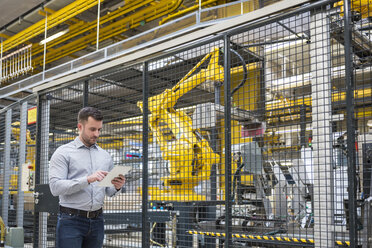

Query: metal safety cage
left=0, top=109, right=17, bottom=230
left=88, top=65, right=146, bottom=247
left=34, top=63, right=150, bottom=247
left=218, top=0, right=369, bottom=247
left=33, top=83, right=85, bottom=248
left=142, top=38, right=227, bottom=248
left=0, top=95, right=37, bottom=247
left=0, top=107, right=20, bottom=242
left=226, top=5, right=321, bottom=248
left=340, top=1, right=372, bottom=247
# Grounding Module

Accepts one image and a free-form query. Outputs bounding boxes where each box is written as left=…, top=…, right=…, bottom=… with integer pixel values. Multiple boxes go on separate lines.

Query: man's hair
left=78, top=107, right=103, bottom=123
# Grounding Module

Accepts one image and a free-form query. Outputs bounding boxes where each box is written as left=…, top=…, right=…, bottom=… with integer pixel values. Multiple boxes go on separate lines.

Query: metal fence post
left=39, top=96, right=50, bottom=248
left=1, top=109, right=12, bottom=225
left=83, top=80, right=89, bottom=107
left=224, top=35, right=232, bottom=248
left=16, top=101, right=28, bottom=227
left=33, top=96, right=42, bottom=248
left=343, top=0, right=358, bottom=247
left=142, top=61, right=150, bottom=248
left=33, top=95, right=50, bottom=248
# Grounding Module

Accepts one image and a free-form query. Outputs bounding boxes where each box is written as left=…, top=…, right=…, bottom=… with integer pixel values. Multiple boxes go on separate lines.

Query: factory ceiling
left=0, top=0, right=224, bottom=106
left=0, top=0, right=46, bottom=28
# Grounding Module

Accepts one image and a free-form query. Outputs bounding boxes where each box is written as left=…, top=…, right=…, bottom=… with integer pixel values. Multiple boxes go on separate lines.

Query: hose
left=230, top=49, right=248, bottom=96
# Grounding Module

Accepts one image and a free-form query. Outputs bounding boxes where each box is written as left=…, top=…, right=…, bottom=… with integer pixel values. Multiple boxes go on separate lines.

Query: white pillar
left=310, top=9, right=335, bottom=248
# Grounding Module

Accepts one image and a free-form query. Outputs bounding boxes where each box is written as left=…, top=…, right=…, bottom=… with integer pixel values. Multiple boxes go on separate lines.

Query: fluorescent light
left=39, top=28, right=69, bottom=45
left=280, top=161, right=293, bottom=166
left=268, top=100, right=282, bottom=104
left=275, top=128, right=301, bottom=134
left=270, top=126, right=312, bottom=134
left=367, top=120, right=372, bottom=127
left=264, top=33, right=308, bottom=53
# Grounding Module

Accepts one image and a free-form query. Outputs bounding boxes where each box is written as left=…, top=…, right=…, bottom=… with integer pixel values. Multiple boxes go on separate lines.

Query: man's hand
left=87, top=170, right=108, bottom=184
left=111, top=174, right=125, bottom=190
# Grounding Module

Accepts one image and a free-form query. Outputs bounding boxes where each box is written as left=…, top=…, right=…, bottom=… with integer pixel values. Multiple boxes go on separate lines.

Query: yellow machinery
left=9, top=122, right=35, bottom=192
left=137, top=48, right=223, bottom=201
left=335, top=0, right=372, bottom=19
left=0, top=216, right=5, bottom=245
left=136, top=46, right=263, bottom=202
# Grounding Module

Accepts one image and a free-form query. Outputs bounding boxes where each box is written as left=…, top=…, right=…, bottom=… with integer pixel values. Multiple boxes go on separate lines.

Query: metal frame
left=223, top=35, right=232, bottom=248
left=33, top=94, right=51, bottom=248
left=142, top=61, right=149, bottom=247
left=343, top=1, right=358, bottom=246
left=38, top=96, right=50, bottom=248
left=16, top=101, right=27, bottom=227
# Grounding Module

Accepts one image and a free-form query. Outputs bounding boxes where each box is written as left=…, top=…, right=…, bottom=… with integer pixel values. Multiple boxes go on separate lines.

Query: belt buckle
left=87, top=211, right=93, bottom=218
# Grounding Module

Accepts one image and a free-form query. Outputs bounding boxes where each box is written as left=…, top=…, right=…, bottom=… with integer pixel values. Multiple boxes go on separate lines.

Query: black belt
left=59, top=206, right=102, bottom=219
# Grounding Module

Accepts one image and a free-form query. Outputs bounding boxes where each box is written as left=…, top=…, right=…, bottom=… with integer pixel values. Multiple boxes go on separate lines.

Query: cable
left=230, top=49, right=248, bottom=96
left=231, top=152, right=245, bottom=202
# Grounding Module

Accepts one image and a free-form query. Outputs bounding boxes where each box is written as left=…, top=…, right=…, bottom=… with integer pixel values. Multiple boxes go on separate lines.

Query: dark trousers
left=56, top=212, right=104, bottom=248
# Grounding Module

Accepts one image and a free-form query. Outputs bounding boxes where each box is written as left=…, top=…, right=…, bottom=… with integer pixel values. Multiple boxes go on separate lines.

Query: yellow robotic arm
left=137, top=47, right=223, bottom=201
left=11, top=122, right=36, bottom=167
left=335, top=0, right=372, bottom=19
left=11, top=122, right=36, bottom=191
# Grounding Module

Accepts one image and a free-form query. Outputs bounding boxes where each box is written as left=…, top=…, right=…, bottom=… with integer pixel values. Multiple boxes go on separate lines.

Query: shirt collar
left=74, top=136, right=98, bottom=149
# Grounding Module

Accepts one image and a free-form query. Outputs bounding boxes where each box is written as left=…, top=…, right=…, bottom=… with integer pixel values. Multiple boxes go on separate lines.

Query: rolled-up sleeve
left=49, top=149, right=89, bottom=196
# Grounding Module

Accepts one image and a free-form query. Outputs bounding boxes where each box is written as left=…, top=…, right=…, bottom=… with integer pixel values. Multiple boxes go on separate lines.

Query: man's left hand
left=111, top=174, right=125, bottom=190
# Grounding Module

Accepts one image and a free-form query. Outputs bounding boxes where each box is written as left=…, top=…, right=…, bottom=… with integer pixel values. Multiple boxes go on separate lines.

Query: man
left=49, top=107, right=125, bottom=248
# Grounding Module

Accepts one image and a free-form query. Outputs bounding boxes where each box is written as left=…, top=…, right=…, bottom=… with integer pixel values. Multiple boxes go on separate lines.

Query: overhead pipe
left=98, top=0, right=183, bottom=39
left=159, top=0, right=218, bottom=25
left=2, top=0, right=104, bottom=53
left=0, top=34, right=10, bottom=40
left=2, top=0, right=147, bottom=74
left=31, top=0, right=153, bottom=56
left=32, top=0, right=183, bottom=67
left=38, top=7, right=85, bottom=26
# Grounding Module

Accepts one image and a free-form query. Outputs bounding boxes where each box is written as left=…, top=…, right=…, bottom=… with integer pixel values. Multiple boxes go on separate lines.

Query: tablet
left=98, top=166, right=132, bottom=187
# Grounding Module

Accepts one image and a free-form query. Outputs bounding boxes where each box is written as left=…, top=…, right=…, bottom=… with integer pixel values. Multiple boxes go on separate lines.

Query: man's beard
left=83, top=135, right=97, bottom=146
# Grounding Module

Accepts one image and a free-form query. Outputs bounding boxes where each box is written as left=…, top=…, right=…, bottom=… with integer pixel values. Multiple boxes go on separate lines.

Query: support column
left=310, top=9, right=334, bottom=248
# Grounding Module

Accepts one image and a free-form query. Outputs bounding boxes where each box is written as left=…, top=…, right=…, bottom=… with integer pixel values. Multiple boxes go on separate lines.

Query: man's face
left=78, top=116, right=103, bottom=147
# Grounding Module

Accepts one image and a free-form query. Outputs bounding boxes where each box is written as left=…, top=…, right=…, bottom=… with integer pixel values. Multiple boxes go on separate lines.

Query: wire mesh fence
left=1, top=0, right=372, bottom=247
left=0, top=96, right=37, bottom=246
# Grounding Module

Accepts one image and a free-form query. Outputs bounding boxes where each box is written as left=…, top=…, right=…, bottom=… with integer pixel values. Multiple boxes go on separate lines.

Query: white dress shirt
left=49, top=137, right=119, bottom=211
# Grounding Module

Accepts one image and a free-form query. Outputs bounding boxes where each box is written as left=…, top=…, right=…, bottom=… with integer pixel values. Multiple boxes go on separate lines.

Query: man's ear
left=77, top=122, right=82, bottom=131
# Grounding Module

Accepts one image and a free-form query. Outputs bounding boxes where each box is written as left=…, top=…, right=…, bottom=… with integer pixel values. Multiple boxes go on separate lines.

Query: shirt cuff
left=110, top=186, right=121, bottom=197
left=80, top=176, right=90, bottom=187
